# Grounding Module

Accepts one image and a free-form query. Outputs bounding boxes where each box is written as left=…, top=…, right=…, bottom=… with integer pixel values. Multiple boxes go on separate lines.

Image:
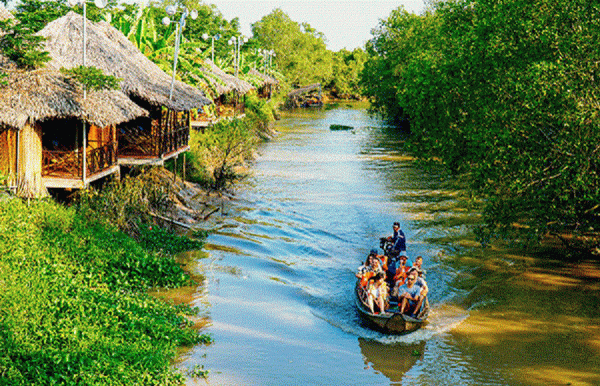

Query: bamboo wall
left=17, top=123, right=47, bottom=198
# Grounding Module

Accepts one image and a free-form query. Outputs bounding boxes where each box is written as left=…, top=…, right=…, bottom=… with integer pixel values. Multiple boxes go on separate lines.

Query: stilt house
left=39, top=12, right=212, bottom=166
left=0, top=63, right=148, bottom=198
left=200, top=59, right=254, bottom=117
left=248, top=68, right=279, bottom=98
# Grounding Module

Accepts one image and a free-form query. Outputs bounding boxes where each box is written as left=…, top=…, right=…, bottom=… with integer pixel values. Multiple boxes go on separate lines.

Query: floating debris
left=330, top=124, right=354, bottom=131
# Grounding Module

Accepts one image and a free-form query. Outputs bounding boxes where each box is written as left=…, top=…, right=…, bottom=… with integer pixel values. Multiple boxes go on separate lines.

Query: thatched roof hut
left=249, top=68, right=279, bottom=87
left=201, top=59, right=254, bottom=95
left=0, top=65, right=148, bottom=130
left=39, top=12, right=211, bottom=111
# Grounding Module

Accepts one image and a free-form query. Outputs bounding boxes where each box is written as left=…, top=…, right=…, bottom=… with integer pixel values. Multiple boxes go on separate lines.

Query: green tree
left=328, top=48, right=368, bottom=99
left=252, top=8, right=332, bottom=86
left=361, top=0, right=600, bottom=253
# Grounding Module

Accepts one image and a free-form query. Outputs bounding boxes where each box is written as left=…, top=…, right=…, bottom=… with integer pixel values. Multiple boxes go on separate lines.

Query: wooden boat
left=355, top=281, right=429, bottom=334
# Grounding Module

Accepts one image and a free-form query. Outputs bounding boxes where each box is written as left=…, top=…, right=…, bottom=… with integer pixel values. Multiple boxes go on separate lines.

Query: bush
left=0, top=197, right=210, bottom=385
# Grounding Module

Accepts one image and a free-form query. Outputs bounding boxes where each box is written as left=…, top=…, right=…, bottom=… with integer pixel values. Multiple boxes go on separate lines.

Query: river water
left=171, top=104, right=600, bottom=386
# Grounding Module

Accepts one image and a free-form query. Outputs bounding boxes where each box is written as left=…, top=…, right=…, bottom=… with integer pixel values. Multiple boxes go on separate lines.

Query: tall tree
left=361, top=0, right=600, bottom=253
left=252, top=8, right=332, bottom=87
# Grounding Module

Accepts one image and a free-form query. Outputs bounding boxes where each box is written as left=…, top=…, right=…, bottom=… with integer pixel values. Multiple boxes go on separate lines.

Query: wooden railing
left=42, top=142, right=117, bottom=178
left=118, top=111, right=190, bottom=159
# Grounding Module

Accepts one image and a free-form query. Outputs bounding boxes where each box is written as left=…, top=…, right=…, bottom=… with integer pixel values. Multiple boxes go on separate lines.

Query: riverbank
left=0, top=191, right=212, bottom=385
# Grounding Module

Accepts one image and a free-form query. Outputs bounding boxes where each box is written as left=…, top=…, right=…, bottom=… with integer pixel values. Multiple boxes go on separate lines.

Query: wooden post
left=182, top=153, right=186, bottom=181
left=82, top=122, right=87, bottom=186
left=173, top=154, right=177, bottom=182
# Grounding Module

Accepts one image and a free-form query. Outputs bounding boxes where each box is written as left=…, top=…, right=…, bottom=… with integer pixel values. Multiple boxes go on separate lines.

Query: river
left=169, top=104, right=600, bottom=386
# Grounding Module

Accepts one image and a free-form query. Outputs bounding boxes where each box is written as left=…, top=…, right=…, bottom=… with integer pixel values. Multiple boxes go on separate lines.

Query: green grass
left=0, top=197, right=210, bottom=385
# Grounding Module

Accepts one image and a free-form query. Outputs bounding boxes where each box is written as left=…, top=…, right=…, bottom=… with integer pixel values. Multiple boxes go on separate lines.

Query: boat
left=355, top=280, right=429, bottom=334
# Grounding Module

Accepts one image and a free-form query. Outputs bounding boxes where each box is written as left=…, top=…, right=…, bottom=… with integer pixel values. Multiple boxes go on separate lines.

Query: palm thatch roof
left=201, top=59, right=254, bottom=95
left=0, top=64, right=148, bottom=130
left=38, top=12, right=211, bottom=111
left=248, top=68, right=279, bottom=87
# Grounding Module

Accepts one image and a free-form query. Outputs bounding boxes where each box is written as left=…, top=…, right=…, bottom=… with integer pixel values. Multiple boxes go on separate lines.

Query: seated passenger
left=367, top=272, right=388, bottom=315
left=408, top=267, right=428, bottom=316
left=356, top=253, right=384, bottom=287
left=389, top=254, right=411, bottom=286
left=413, top=255, right=426, bottom=276
left=394, top=271, right=421, bottom=316
left=371, top=248, right=388, bottom=271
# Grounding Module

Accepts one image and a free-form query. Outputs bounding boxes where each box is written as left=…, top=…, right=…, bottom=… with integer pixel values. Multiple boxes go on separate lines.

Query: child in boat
left=367, top=272, right=388, bottom=315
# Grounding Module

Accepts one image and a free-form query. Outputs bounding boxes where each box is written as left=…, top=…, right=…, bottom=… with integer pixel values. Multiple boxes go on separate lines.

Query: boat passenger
left=408, top=268, right=428, bottom=297
left=371, top=248, right=388, bottom=271
left=394, top=272, right=421, bottom=317
left=413, top=255, right=426, bottom=276
left=356, top=253, right=384, bottom=287
left=408, top=267, right=428, bottom=317
left=367, top=272, right=388, bottom=315
left=389, top=254, right=412, bottom=286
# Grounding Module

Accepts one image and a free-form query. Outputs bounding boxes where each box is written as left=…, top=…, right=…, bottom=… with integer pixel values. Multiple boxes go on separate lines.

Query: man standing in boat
left=389, top=222, right=406, bottom=256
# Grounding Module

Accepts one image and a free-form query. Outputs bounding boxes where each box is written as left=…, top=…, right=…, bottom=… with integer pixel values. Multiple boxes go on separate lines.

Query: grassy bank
left=0, top=196, right=210, bottom=385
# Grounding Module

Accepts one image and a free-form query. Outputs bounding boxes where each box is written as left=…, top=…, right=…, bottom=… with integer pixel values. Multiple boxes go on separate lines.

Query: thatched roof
left=39, top=12, right=211, bottom=111
left=0, top=65, right=148, bottom=130
left=201, top=59, right=254, bottom=95
left=248, top=68, right=279, bottom=87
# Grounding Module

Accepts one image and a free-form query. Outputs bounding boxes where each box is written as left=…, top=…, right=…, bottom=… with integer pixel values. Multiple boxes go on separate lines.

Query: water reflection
left=358, top=338, right=426, bottom=383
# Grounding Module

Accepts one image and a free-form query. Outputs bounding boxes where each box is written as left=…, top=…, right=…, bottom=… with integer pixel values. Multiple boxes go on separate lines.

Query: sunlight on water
left=173, top=105, right=600, bottom=386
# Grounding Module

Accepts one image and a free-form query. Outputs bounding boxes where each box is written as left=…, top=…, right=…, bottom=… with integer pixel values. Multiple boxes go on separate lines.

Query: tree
left=328, top=48, right=368, bottom=99
left=252, top=8, right=332, bottom=87
left=361, top=0, right=600, bottom=253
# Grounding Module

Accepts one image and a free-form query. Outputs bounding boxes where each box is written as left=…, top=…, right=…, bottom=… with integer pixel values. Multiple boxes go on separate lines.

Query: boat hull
left=355, top=282, right=429, bottom=334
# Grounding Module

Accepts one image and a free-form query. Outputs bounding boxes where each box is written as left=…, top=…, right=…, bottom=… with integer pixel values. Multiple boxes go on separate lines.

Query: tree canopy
left=361, top=0, right=600, bottom=253
left=251, top=8, right=332, bottom=87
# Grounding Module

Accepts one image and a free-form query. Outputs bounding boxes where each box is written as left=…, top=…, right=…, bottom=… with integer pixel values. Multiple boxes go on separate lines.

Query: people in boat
left=387, top=253, right=411, bottom=287
left=387, top=222, right=406, bottom=256
left=356, top=252, right=384, bottom=287
left=408, top=267, right=428, bottom=317
left=393, top=271, right=421, bottom=317
left=367, top=272, right=388, bottom=315
left=413, top=255, right=426, bottom=276
left=370, top=248, right=388, bottom=271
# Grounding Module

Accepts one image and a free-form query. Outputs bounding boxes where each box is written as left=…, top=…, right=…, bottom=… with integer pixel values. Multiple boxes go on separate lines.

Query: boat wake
left=312, top=302, right=469, bottom=345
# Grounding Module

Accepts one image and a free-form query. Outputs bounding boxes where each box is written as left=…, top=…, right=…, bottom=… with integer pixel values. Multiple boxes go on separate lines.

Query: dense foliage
left=0, top=0, right=60, bottom=69
left=60, top=65, right=121, bottom=91
left=0, top=197, right=210, bottom=385
left=361, top=0, right=600, bottom=251
left=251, top=9, right=332, bottom=87
left=178, top=115, right=259, bottom=191
left=251, top=8, right=366, bottom=98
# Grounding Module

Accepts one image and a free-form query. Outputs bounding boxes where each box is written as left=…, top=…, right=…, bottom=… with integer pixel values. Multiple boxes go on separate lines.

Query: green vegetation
left=60, top=65, right=121, bottom=91
left=172, top=117, right=258, bottom=191
left=0, top=0, right=56, bottom=69
left=0, top=196, right=210, bottom=385
left=252, top=8, right=366, bottom=99
left=361, top=1, right=600, bottom=253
